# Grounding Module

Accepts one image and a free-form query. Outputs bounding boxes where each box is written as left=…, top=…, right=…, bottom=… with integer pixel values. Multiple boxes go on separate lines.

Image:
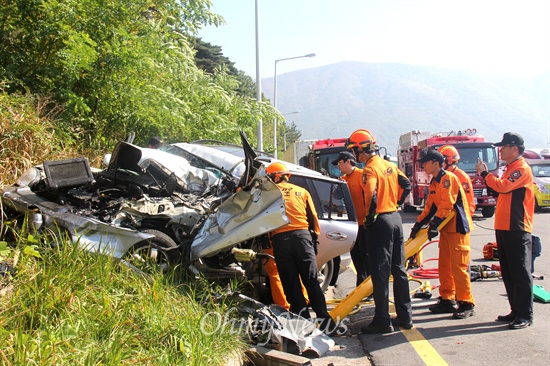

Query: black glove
left=427, top=221, right=439, bottom=240
left=309, top=230, right=319, bottom=255
left=312, top=239, right=319, bottom=255
left=409, top=222, right=422, bottom=239
left=309, top=230, right=318, bottom=242
left=363, top=213, right=378, bottom=228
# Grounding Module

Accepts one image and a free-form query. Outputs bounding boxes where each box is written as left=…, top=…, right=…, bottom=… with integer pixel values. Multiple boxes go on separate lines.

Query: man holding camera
left=476, top=132, right=535, bottom=330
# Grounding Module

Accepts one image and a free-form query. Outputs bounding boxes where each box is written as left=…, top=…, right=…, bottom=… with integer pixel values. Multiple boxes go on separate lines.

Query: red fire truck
left=306, top=138, right=351, bottom=178
left=397, top=129, right=498, bottom=217
left=304, top=137, right=396, bottom=177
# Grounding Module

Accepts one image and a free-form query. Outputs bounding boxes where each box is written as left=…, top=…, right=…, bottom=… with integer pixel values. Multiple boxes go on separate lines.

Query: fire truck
left=306, top=138, right=351, bottom=178
left=397, top=129, right=498, bottom=217
left=303, top=137, right=396, bottom=177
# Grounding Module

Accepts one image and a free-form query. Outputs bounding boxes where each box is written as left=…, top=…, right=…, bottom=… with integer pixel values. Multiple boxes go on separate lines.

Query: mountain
left=262, top=62, right=550, bottom=153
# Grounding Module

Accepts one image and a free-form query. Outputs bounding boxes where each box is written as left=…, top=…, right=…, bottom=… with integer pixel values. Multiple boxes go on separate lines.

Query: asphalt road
left=311, top=208, right=550, bottom=366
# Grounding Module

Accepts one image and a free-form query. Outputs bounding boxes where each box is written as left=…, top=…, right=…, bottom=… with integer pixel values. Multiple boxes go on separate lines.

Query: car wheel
left=129, top=229, right=179, bottom=272
left=482, top=206, right=495, bottom=218
left=318, top=259, right=334, bottom=292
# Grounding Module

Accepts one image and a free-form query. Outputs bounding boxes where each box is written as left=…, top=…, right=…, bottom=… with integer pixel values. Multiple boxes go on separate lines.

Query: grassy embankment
left=0, top=91, right=247, bottom=365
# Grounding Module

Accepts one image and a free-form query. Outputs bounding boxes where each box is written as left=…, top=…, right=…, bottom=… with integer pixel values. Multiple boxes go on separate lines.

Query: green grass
left=0, top=223, right=247, bottom=365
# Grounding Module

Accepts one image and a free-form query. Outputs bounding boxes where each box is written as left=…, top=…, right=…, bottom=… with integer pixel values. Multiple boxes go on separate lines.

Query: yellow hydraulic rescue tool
left=329, top=212, right=455, bottom=321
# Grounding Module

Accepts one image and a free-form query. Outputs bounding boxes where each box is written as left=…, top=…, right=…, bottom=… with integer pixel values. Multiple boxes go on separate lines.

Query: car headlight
left=16, top=167, right=42, bottom=187
left=535, top=182, right=550, bottom=194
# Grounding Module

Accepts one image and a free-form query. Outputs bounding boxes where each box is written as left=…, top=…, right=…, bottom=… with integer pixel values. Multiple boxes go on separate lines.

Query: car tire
left=319, top=258, right=334, bottom=292
left=535, top=200, right=541, bottom=212
left=129, top=229, right=180, bottom=271
left=481, top=206, right=495, bottom=218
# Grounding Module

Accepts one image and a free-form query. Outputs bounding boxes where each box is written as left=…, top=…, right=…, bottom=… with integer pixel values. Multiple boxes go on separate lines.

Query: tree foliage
left=0, top=0, right=277, bottom=148
left=282, top=121, right=302, bottom=148
left=191, top=37, right=256, bottom=99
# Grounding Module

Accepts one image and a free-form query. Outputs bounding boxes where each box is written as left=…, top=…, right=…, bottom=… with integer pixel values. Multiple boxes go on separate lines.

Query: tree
left=191, top=37, right=257, bottom=99
left=0, top=0, right=276, bottom=148
left=193, top=38, right=236, bottom=74
left=280, top=121, right=302, bottom=152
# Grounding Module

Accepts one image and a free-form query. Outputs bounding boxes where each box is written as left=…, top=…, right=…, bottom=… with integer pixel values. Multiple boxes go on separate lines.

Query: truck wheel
left=481, top=206, right=495, bottom=218
left=403, top=204, right=417, bottom=213
left=318, top=259, right=335, bottom=292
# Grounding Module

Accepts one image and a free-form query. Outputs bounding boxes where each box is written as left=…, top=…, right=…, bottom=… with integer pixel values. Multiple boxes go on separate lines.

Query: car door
left=288, top=174, right=357, bottom=267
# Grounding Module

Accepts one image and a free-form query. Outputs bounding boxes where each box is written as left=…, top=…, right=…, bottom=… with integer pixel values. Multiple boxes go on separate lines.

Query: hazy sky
left=199, top=0, right=550, bottom=80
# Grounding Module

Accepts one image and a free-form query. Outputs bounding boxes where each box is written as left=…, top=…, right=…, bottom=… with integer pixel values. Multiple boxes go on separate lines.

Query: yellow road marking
left=345, top=264, right=447, bottom=364
left=389, top=304, right=448, bottom=365
left=400, top=327, right=448, bottom=366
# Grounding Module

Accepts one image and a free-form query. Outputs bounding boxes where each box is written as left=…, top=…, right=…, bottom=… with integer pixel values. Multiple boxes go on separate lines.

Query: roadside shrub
left=0, top=88, right=107, bottom=187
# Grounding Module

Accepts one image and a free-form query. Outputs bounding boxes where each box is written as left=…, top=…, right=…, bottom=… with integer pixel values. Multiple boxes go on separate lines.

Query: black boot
left=453, top=301, right=475, bottom=319
left=429, top=297, right=458, bottom=313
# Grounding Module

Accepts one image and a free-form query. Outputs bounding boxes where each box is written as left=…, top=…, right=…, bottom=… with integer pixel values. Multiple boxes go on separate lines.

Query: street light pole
left=273, top=53, right=315, bottom=158
left=255, top=0, right=263, bottom=151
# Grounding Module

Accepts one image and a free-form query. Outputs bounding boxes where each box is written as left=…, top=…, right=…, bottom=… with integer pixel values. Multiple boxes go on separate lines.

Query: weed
left=0, top=221, right=247, bottom=365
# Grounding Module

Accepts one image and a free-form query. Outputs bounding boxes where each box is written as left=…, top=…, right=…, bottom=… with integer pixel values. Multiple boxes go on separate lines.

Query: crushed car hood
left=190, top=165, right=288, bottom=260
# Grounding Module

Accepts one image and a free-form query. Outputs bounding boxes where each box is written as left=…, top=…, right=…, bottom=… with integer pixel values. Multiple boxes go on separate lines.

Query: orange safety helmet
left=266, top=162, right=290, bottom=179
left=346, top=129, right=377, bottom=153
left=438, top=145, right=460, bottom=165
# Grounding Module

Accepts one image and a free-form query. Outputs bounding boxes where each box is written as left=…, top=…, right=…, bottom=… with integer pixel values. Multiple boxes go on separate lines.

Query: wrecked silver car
left=1, top=133, right=357, bottom=294
left=161, top=140, right=357, bottom=288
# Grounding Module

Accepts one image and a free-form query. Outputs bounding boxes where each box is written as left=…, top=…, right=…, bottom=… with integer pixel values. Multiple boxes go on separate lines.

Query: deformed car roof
left=166, top=142, right=326, bottom=179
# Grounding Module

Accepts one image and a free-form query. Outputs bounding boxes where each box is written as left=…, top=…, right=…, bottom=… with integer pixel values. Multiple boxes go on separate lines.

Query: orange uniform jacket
left=362, top=155, right=411, bottom=216
left=342, top=167, right=366, bottom=224
left=416, top=169, right=471, bottom=233
left=481, top=157, right=534, bottom=232
left=448, top=165, right=476, bottom=217
left=271, top=181, right=320, bottom=236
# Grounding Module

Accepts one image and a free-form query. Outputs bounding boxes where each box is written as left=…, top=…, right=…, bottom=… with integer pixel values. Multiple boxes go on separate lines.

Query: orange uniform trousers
left=438, top=231, right=475, bottom=304
left=263, top=247, right=309, bottom=309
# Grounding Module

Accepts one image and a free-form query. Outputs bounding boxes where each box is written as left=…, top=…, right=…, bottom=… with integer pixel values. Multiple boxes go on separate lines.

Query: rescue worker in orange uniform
left=410, top=150, right=475, bottom=319
left=476, top=132, right=534, bottom=329
left=347, top=129, right=413, bottom=334
left=263, top=245, right=308, bottom=310
left=266, top=162, right=337, bottom=334
left=332, top=150, right=370, bottom=287
left=438, top=145, right=476, bottom=218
